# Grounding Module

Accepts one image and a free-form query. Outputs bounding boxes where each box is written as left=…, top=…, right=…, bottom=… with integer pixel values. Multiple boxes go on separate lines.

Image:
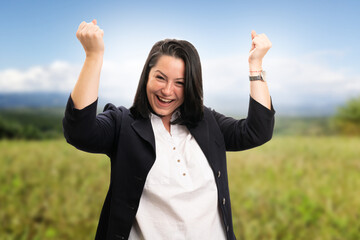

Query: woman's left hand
left=248, top=30, right=272, bottom=69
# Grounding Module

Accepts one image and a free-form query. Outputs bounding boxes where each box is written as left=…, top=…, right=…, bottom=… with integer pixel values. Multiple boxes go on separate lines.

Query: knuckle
left=78, top=31, right=85, bottom=38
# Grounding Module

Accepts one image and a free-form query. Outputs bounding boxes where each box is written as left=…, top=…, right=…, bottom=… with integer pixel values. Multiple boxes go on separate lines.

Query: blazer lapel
left=131, top=116, right=212, bottom=165
left=131, top=118, right=156, bottom=154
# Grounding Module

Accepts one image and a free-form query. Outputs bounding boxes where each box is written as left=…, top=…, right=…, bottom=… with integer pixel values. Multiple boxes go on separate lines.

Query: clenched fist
left=76, top=19, right=104, bottom=57
left=248, top=30, right=272, bottom=69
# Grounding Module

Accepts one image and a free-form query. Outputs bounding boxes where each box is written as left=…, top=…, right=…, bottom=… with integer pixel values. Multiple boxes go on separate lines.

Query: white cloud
left=267, top=53, right=360, bottom=107
left=0, top=59, right=143, bottom=106
left=0, top=51, right=358, bottom=115
left=0, top=61, right=80, bottom=93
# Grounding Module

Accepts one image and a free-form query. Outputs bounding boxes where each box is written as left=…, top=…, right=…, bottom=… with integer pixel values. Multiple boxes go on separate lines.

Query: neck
left=161, top=116, right=171, bottom=133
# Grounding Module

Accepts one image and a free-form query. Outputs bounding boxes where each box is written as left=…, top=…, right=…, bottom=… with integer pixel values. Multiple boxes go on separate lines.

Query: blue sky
left=1, top=0, right=359, bottom=115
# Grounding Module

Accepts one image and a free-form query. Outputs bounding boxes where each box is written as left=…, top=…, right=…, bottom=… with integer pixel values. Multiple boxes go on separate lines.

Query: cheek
left=147, top=79, right=159, bottom=93
left=178, top=89, right=185, bottom=103
left=146, top=83, right=153, bottom=104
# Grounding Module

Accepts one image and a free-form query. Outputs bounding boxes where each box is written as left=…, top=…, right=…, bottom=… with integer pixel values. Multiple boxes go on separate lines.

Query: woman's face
left=146, top=55, right=185, bottom=122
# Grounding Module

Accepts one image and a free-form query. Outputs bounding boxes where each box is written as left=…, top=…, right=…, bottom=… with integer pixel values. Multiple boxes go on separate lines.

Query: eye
left=176, top=81, right=185, bottom=87
left=156, top=75, right=165, bottom=80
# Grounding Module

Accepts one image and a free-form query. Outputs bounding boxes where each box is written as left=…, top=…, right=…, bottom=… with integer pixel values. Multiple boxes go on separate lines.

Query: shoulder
left=203, top=106, right=227, bottom=123
left=202, top=106, right=228, bottom=128
left=203, top=106, right=217, bottom=117
left=102, top=104, right=150, bottom=126
left=103, top=103, right=129, bottom=113
left=100, top=103, right=134, bottom=123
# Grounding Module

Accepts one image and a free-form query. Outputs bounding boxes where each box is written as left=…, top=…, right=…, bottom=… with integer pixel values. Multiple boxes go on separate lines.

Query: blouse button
left=173, top=147, right=176, bottom=150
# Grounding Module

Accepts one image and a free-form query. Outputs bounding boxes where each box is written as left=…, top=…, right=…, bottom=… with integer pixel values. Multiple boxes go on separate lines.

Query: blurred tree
left=0, top=116, right=22, bottom=138
left=332, top=96, right=360, bottom=135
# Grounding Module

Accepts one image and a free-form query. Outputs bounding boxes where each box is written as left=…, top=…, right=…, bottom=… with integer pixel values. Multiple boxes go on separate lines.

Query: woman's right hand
left=76, top=19, right=104, bottom=57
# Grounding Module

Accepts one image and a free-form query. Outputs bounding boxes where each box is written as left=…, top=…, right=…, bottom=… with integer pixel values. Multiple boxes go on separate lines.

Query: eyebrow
left=155, top=70, right=184, bottom=80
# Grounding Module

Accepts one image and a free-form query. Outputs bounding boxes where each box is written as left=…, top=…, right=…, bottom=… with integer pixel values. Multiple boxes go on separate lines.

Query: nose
left=161, top=81, right=174, bottom=96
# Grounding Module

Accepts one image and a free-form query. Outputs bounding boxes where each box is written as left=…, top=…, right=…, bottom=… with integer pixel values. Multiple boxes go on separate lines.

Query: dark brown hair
left=130, top=39, right=204, bottom=127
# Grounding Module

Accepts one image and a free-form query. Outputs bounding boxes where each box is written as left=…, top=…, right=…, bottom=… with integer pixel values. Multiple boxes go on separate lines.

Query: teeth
left=158, top=96, right=172, bottom=103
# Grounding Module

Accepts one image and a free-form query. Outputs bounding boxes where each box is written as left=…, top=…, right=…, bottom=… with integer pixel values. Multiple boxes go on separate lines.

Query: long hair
left=130, top=39, right=204, bottom=127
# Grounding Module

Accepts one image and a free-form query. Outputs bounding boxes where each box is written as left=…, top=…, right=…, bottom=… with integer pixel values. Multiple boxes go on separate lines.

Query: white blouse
left=129, top=112, right=226, bottom=240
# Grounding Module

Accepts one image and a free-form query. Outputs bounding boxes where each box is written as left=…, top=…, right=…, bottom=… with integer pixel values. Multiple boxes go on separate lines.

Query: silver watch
left=249, top=70, right=266, bottom=82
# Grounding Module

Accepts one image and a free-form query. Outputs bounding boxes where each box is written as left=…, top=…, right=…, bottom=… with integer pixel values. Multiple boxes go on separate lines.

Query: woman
left=63, top=19, right=275, bottom=240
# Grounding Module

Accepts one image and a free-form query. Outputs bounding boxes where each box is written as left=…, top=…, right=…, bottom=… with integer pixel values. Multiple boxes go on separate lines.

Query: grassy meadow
left=1, top=136, right=359, bottom=239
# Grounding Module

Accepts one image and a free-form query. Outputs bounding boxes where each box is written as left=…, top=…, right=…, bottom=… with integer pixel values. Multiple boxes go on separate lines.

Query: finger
left=82, top=22, right=98, bottom=35
left=76, top=21, right=87, bottom=38
left=255, top=34, right=272, bottom=49
left=92, top=19, right=97, bottom=25
left=94, top=26, right=103, bottom=36
left=250, top=31, right=258, bottom=52
left=251, top=30, right=257, bottom=40
left=78, top=21, right=87, bottom=31
left=93, top=25, right=100, bottom=31
left=250, top=41, right=255, bottom=52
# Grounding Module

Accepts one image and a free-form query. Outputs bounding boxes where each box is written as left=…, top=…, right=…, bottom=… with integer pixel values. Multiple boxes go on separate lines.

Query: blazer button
left=222, top=198, right=226, bottom=205
left=115, top=234, right=125, bottom=239
left=226, top=225, right=229, bottom=232
left=127, top=204, right=136, bottom=210
left=134, top=175, right=143, bottom=181
left=217, top=171, right=221, bottom=178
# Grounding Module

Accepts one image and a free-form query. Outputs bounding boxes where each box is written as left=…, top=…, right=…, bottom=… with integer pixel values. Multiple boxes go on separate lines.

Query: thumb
left=251, top=30, right=257, bottom=40
left=250, top=30, right=257, bottom=52
left=92, top=19, right=97, bottom=25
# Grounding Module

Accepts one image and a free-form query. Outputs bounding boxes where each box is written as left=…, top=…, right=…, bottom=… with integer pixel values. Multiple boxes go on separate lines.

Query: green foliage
left=1, top=137, right=360, bottom=239
left=274, top=116, right=334, bottom=136
left=0, top=116, right=22, bottom=138
left=0, top=107, right=339, bottom=140
left=0, top=108, right=64, bottom=140
left=332, top=96, right=360, bottom=135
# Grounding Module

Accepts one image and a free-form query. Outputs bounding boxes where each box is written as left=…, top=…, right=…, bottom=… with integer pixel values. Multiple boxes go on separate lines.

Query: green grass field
left=1, top=136, right=359, bottom=239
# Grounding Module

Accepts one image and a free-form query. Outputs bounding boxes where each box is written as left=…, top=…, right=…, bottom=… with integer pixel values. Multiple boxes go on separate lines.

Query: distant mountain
left=0, top=92, right=340, bottom=116
left=0, top=92, right=69, bottom=108
left=0, top=92, right=111, bottom=110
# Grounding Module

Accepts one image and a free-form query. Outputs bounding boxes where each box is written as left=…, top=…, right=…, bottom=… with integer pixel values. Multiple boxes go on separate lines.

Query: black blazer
left=63, top=95, right=275, bottom=240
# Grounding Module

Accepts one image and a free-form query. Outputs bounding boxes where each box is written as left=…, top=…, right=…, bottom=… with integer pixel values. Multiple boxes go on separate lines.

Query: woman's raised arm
left=248, top=30, right=272, bottom=110
left=71, top=19, right=104, bottom=109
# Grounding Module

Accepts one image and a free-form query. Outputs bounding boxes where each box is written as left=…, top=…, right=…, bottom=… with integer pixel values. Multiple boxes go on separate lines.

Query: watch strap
left=249, top=70, right=266, bottom=81
left=249, top=75, right=263, bottom=81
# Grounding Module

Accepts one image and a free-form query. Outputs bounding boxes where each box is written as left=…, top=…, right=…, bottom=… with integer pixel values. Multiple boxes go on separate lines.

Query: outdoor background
left=1, top=0, right=359, bottom=239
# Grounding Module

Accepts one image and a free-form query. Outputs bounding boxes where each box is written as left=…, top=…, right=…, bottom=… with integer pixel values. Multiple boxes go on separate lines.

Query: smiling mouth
left=157, top=95, right=173, bottom=103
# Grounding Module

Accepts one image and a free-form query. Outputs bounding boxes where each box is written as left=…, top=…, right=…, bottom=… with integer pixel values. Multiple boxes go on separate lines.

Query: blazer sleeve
left=62, top=95, right=121, bottom=155
left=211, top=96, right=275, bottom=151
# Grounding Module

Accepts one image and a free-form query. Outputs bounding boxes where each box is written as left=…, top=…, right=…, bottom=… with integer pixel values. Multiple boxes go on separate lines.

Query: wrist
left=84, top=54, right=104, bottom=67
left=249, top=70, right=266, bottom=81
left=249, top=60, right=262, bottom=71
left=85, top=51, right=104, bottom=59
left=249, top=70, right=263, bottom=77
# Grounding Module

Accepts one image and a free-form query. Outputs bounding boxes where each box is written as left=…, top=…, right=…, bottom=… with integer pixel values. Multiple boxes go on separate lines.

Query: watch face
left=261, top=71, right=266, bottom=81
